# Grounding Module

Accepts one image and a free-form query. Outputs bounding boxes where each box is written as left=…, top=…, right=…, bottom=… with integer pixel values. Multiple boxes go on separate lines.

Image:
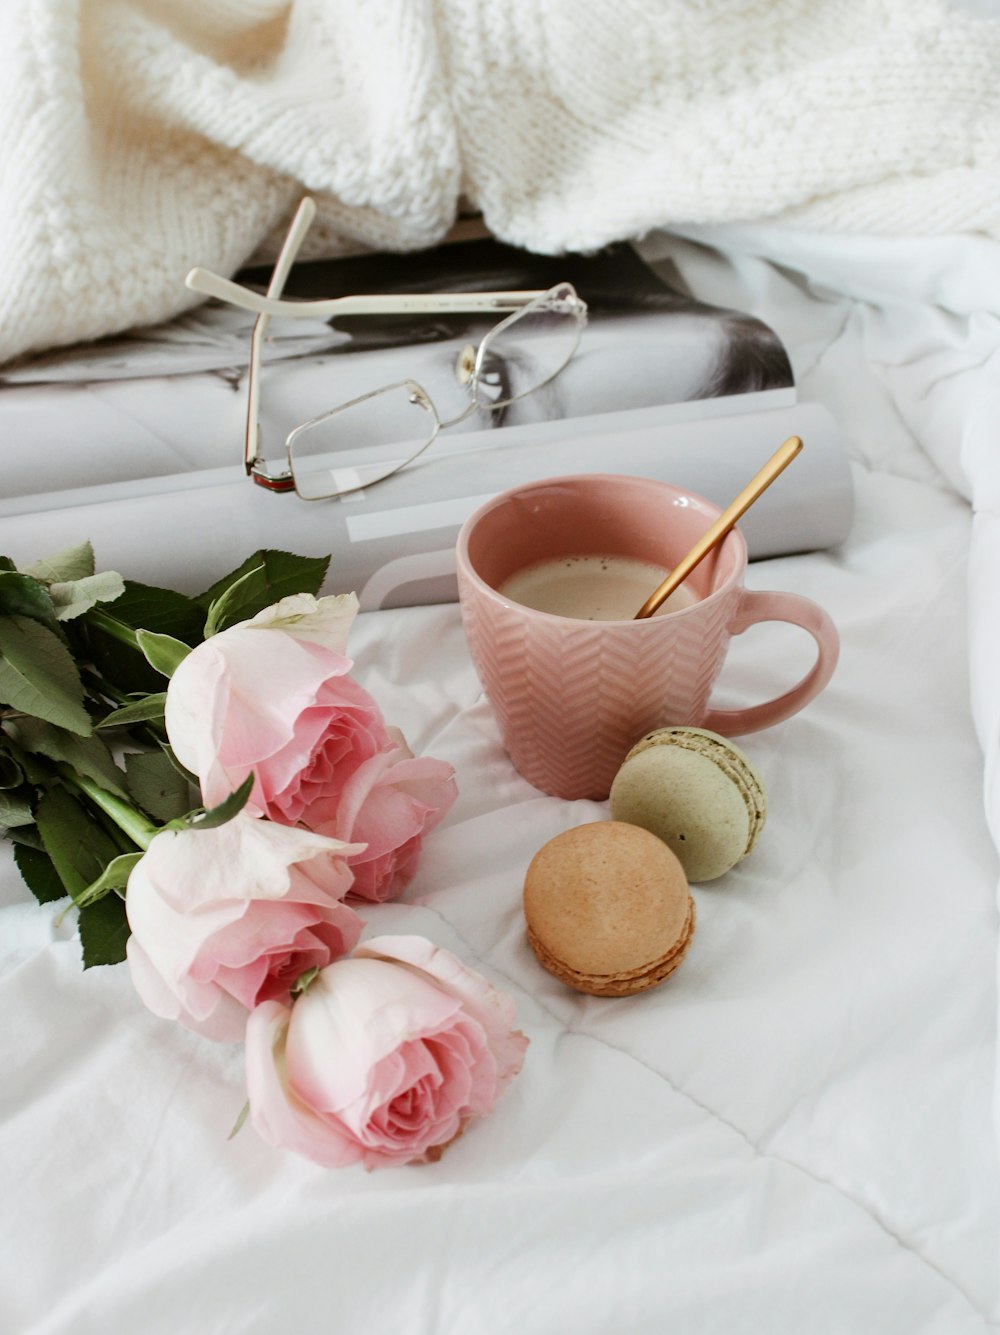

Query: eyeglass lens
left=287, top=381, right=438, bottom=500
left=472, top=284, right=584, bottom=410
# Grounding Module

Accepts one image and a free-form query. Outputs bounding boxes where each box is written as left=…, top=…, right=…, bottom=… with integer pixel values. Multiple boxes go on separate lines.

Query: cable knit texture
left=1, top=0, right=999, bottom=363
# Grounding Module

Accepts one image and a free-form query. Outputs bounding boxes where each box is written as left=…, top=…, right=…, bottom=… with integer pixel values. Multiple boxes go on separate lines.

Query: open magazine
left=0, top=235, right=853, bottom=608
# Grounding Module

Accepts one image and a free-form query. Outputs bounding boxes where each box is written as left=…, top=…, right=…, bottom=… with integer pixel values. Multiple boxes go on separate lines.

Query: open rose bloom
left=245, top=935, right=528, bottom=1168
left=165, top=594, right=456, bottom=902
left=126, top=814, right=365, bottom=1042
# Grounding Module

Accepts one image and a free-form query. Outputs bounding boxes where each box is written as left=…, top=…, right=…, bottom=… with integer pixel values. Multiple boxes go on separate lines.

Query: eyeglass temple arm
left=185, top=267, right=550, bottom=319
left=224, top=196, right=318, bottom=477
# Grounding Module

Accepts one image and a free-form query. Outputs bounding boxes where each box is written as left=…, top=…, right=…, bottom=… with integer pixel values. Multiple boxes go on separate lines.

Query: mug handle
left=701, top=589, right=839, bottom=736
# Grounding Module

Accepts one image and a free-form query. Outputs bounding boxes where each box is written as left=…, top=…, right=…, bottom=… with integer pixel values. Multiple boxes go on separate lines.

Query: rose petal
left=346, top=837, right=423, bottom=905
left=244, top=593, right=359, bottom=652
left=355, top=936, right=528, bottom=1088
left=246, top=1002, right=365, bottom=1168
left=331, top=751, right=456, bottom=849
left=127, top=934, right=248, bottom=1042
left=320, top=750, right=456, bottom=902
left=133, top=818, right=363, bottom=915
left=218, top=632, right=353, bottom=757
left=283, top=958, right=460, bottom=1113
left=162, top=645, right=232, bottom=805
left=166, top=627, right=358, bottom=809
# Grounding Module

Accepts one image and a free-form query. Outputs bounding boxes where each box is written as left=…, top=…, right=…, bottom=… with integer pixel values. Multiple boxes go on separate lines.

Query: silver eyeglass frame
left=184, top=196, right=588, bottom=500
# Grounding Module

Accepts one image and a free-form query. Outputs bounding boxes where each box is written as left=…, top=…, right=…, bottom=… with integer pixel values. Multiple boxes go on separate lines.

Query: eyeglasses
left=184, top=198, right=587, bottom=500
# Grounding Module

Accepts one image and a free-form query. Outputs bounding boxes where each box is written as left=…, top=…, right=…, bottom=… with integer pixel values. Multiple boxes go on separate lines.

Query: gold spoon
left=634, top=435, right=804, bottom=619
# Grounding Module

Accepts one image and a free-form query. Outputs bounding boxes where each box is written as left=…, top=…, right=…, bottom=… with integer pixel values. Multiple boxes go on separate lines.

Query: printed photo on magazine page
left=0, top=236, right=796, bottom=499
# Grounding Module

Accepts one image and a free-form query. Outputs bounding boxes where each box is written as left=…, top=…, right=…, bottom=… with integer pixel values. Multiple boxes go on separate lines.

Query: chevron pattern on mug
left=456, top=474, right=839, bottom=800
left=461, top=576, right=739, bottom=800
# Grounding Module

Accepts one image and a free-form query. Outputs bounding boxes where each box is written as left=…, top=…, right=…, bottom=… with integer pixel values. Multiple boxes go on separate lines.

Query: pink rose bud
left=245, top=935, right=528, bottom=1169
left=126, top=814, right=365, bottom=1043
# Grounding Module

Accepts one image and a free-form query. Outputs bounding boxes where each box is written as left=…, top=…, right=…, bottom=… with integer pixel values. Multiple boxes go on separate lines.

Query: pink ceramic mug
left=456, top=473, right=839, bottom=800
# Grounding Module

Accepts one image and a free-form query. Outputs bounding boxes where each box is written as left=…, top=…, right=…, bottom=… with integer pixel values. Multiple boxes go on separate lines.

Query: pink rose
left=165, top=594, right=394, bottom=826
left=328, top=744, right=458, bottom=903
left=245, top=935, right=528, bottom=1169
left=165, top=593, right=457, bottom=902
left=126, top=813, right=365, bottom=1042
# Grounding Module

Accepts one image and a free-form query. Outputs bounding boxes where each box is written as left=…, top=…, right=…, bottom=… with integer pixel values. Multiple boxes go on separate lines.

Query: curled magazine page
left=0, top=232, right=849, bottom=607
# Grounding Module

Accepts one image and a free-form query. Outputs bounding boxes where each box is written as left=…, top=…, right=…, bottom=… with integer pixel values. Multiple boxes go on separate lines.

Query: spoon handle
left=634, top=435, right=804, bottom=620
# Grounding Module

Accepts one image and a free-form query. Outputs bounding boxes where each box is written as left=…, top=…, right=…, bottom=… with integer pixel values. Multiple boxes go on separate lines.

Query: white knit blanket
left=1, top=0, right=998, bottom=366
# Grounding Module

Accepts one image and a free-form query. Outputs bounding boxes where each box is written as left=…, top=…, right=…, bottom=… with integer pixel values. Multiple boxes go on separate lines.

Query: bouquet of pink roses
left=0, top=543, right=526, bottom=1168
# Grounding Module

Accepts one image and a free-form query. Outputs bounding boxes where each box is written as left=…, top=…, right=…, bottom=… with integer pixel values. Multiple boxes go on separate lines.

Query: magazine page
left=0, top=398, right=852, bottom=609
left=0, top=237, right=796, bottom=502
left=0, top=234, right=852, bottom=607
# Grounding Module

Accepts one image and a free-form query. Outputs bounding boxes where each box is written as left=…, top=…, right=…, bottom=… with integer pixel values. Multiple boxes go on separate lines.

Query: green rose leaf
left=78, top=893, right=130, bottom=968
left=125, top=750, right=194, bottom=823
left=0, top=750, right=24, bottom=789
left=0, top=615, right=92, bottom=735
left=7, top=824, right=44, bottom=850
left=9, top=716, right=129, bottom=798
left=167, top=773, right=254, bottom=833
left=2, top=739, right=49, bottom=786
left=291, top=965, right=321, bottom=997
left=196, top=549, right=331, bottom=633
left=203, top=563, right=265, bottom=637
left=74, top=851, right=144, bottom=909
left=35, top=786, right=123, bottom=900
left=135, top=629, right=192, bottom=678
left=96, top=692, right=167, bottom=731
left=0, top=788, right=34, bottom=828
left=49, top=571, right=126, bottom=621
left=0, top=572, right=59, bottom=628
left=159, top=743, right=198, bottom=785
left=26, top=541, right=96, bottom=584
left=102, top=581, right=206, bottom=641
left=13, top=843, right=67, bottom=904
left=74, top=580, right=205, bottom=695
left=227, top=1100, right=251, bottom=1141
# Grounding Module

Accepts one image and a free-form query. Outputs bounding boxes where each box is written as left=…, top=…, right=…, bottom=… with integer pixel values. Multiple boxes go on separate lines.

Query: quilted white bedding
left=3, top=226, right=999, bottom=1334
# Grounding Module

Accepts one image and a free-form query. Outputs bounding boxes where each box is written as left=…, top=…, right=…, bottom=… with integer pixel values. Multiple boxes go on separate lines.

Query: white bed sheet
left=2, top=228, right=999, bottom=1334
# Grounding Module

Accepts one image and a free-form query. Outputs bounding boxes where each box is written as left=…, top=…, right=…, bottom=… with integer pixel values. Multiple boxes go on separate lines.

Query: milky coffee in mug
left=456, top=473, right=839, bottom=800
left=499, top=553, right=698, bottom=621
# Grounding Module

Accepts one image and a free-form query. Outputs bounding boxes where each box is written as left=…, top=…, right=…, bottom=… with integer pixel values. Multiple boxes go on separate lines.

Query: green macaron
left=608, top=727, right=766, bottom=883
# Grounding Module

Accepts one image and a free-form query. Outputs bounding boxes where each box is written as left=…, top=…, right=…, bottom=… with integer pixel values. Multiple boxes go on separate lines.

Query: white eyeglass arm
left=265, top=195, right=316, bottom=298
left=239, top=196, right=325, bottom=477
left=185, top=266, right=548, bottom=318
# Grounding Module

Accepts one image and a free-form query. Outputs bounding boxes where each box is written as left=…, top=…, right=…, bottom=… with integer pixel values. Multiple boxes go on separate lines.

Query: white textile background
left=2, top=0, right=1000, bottom=363
left=2, top=227, right=1000, bottom=1332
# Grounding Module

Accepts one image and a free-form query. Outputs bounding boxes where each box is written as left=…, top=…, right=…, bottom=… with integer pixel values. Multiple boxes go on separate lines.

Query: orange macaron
left=522, top=821, right=695, bottom=997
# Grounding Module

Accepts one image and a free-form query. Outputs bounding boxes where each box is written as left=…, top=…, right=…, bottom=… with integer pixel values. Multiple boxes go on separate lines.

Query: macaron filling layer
left=527, top=895, right=696, bottom=997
